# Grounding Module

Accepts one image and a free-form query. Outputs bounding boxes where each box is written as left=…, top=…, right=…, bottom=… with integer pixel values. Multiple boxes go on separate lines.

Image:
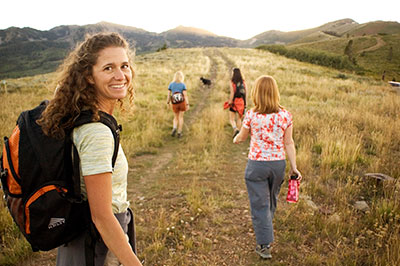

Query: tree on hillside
left=157, top=43, right=168, bottom=52
left=344, top=40, right=354, bottom=63
left=388, top=46, right=393, bottom=61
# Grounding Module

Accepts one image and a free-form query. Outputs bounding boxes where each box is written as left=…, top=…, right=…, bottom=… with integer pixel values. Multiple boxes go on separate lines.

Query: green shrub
left=256, top=44, right=288, bottom=55
left=257, top=45, right=359, bottom=71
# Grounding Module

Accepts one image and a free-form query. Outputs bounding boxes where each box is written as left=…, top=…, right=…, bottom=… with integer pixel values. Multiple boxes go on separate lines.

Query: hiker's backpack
left=0, top=100, right=120, bottom=252
left=171, top=91, right=184, bottom=104
left=233, top=82, right=246, bottom=99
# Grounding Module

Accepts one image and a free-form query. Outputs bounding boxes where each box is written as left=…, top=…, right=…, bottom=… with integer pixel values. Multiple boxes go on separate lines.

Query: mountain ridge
left=1, top=19, right=399, bottom=79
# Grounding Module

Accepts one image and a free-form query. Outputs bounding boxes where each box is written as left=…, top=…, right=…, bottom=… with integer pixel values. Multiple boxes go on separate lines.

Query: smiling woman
left=87, top=46, right=133, bottom=114
left=36, top=32, right=142, bottom=266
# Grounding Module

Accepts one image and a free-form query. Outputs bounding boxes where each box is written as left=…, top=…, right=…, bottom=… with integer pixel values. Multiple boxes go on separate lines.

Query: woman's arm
left=283, top=125, right=302, bottom=180
left=244, top=81, right=247, bottom=107
left=233, top=126, right=250, bottom=144
left=183, top=90, right=189, bottom=109
left=84, top=173, right=142, bottom=266
left=167, top=90, right=171, bottom=104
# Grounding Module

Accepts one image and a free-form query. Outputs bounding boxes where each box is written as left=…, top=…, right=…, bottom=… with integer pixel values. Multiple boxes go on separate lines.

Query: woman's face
left=88, top=46, right=132, bottom=109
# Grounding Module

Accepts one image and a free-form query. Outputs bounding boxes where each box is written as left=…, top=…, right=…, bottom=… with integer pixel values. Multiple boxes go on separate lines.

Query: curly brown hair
left=37, top=32, right=135, bottom=139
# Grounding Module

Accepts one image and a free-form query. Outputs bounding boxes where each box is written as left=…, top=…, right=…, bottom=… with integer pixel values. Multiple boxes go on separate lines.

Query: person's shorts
left=172, top=101, right=187, bottom=113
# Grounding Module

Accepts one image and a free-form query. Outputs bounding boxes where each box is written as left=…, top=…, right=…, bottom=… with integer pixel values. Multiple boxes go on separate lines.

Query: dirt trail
left=127, top=49, right=223, bottom=195
left=127, top=49, right=267, bottom=265
left=357, top=36, right=386, bottom=54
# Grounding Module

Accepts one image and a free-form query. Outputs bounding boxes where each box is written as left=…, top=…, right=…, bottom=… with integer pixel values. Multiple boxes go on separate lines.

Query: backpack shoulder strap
left=73, top=111, right=121, bottom=168
left=98, top=111, right=121, bottom=168
left=70, top=111, right=121, bottom=199
left=233, top=82, right=241, bottom=98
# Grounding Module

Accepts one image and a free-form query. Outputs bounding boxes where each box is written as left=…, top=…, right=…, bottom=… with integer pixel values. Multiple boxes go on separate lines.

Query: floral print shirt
left=242, top=108, right=293, bottom=161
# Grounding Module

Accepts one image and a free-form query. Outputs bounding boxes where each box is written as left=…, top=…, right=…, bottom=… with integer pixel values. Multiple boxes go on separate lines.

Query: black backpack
left=0, top=100, right=120, bottom=252
left=171, top=91, right=184, bottom=104
left=234, top=82, right=246, bottom=99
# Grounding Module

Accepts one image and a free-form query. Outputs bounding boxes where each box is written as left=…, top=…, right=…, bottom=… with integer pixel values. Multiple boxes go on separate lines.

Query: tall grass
left=1, top=47, right=399, bottom=265
left=217, top=47, right=400, bottom=265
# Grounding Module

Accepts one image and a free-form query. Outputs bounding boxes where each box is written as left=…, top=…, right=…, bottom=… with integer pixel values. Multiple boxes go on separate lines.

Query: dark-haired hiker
left=233, top=75, right=302, bottom=260
left=167, top=71, right=189, bottom=138
left=38, top=33, right=142, bottom=266
left=228, top=68, right=246, bottom=138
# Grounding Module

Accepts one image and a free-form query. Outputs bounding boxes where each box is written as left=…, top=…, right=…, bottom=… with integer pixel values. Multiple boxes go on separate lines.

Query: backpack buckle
left=0, top=168, right=6, bottom=178
left=0, top=155, right=7, bottom=179
left=0, top=168, right=8, bottom=191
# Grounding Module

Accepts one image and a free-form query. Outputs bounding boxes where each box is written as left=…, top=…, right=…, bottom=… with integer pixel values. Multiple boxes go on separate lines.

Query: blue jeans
left=244, top=159, right=286, bottom=245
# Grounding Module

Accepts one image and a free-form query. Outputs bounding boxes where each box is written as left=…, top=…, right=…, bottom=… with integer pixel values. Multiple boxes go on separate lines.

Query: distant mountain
left=163, top=25, right=218, bottom=37
left=0, top=19, right=399, bottom=79
left=242, top=19, right=360, bottom=47
left=160, top=25, right=238, bottom=48
left=244, top=19, right=400, bottom=47
left=0, top=22, right=165, bottom=53
left=0, top=22, right=239, bottom=78
left=345, top=20, right=400, bottom=36
left=258, top=20, right=400, bottom=81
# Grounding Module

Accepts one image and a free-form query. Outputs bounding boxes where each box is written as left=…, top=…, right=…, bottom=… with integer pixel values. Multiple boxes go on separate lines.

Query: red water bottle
left=286, top=174, right=300, bottom=203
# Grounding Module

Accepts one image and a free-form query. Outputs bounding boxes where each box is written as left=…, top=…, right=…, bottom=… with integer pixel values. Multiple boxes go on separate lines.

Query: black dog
left=200, top=77, right=212, bottom=86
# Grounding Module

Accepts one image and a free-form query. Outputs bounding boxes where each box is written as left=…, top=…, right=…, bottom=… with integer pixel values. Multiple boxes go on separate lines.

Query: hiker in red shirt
left=228, top=68, right=247, bottom=138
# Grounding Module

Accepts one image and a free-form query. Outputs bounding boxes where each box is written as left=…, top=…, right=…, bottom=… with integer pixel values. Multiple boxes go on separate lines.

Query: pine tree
left=388, top=46, right=393, bottom=61
left=344, top=40, right=354, bottom=62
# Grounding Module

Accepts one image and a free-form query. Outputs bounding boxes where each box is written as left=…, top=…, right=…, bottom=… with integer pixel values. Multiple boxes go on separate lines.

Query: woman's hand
left=85, top=173, right=142, bottom=265
left=233, top=127, right=249, bottom=144
left=290, top=168, right=302, bottom=181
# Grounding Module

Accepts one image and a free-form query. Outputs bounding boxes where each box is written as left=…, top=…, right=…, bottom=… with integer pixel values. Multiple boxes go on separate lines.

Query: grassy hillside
left=0, top=41, right=69, bottom=79
left=286, top=34, right=400, bottom=80
left=347, top=21, right=400, bottom=36
left=0, top=48, right=399, bottom=265
left=253, top=20, right=400, bottom=81
left=244, top=19, right=359, bottom=47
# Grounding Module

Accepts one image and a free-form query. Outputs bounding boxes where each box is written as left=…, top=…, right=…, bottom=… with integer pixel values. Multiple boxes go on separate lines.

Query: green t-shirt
left=73, top=122, right=129, bottom=213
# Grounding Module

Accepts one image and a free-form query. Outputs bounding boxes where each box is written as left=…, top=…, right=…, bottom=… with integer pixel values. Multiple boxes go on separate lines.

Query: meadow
left=0, top=47, right=399, bottom=265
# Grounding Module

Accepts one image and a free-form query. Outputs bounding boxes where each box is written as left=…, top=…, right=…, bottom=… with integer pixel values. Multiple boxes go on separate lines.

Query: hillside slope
left=243, top=19, right=359, bottom=47
left=287, top=33, right=400, bottom=80
left=1, top=19, right=399, bottom=79
left=346, top=20, right=400, bottom=36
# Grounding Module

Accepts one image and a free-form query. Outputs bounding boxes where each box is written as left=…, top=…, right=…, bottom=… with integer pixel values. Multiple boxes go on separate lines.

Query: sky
left=1, top=0, right=399, bottom=40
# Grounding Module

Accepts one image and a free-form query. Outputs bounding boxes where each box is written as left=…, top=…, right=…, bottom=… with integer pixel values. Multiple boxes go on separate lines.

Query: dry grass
left=1, top=47, right=399, bottom=265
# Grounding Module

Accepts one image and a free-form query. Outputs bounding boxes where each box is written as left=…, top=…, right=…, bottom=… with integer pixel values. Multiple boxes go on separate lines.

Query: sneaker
left=177, top=132, right=182, bottom=138
left=232, top=129, right=239, bottom=139
left=255, top=244, right=272, bottom=259
left=171, top=128, right=177, bottom=137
